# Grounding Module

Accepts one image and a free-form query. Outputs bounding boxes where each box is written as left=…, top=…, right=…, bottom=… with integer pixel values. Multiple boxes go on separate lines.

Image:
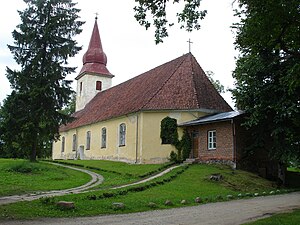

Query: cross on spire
left=95, top=12, right=99, bottom=20
left=187, top=38, right=193, bottom=53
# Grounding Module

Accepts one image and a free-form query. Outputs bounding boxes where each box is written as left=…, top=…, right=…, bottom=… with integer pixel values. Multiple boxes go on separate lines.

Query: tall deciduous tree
left=206, top=71, right=225, bottom=94
left=232, top=0, right=300, bottom=162
left=134, top=0, right=207, bottom=44
left=3, top=0, right=84, bottom=161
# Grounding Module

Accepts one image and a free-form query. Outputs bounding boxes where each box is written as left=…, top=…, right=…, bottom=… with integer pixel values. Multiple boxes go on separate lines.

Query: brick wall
left=190, top=121, right=234, bottom=161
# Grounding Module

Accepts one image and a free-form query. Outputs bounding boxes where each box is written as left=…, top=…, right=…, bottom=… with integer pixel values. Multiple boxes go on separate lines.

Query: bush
left=169, top=151, right=178, bottom=163
left=5, top=161, right=44, bottom=174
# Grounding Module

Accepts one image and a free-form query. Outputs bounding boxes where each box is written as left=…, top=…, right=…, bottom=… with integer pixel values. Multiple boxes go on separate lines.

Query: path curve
left=0, top=163, right=181, bottom=205
left=0, top=162, right=104, bottom=205
left=111, top=164, right=182, bottom=189
left=1, top=192, right=300, bottom=225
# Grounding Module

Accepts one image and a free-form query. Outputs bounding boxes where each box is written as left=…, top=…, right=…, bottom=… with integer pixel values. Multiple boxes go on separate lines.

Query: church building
left=52, top=18, right=233, bottom=164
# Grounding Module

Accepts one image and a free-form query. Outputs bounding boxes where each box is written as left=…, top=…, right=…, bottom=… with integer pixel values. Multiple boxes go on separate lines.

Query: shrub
left=169, top=151, right=178, bottom=163
left=39, top=196, right=55, bottom=205
left=6, top=161, right=43, bottom=174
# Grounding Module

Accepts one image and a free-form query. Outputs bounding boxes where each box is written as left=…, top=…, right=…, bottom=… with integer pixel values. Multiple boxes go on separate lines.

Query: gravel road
left=1, top=192, right=299, bottom=225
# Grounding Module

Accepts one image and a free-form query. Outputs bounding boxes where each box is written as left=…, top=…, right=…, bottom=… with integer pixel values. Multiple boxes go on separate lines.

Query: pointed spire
left=77, top=18, right=113, bottom=79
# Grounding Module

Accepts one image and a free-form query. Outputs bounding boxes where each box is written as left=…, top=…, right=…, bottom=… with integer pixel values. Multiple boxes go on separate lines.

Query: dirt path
left=0, top=163, right=181, bottom=205
left=111, top=165, right=182, bottom=189
left=0, top=163, right=104, bottom=205
left=1, top=192, right=299, bottom=225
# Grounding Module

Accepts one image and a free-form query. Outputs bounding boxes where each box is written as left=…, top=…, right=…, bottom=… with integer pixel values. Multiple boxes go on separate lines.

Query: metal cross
left=95, top=12, right=99, bottom=20
left=187, top=38, right=193, bottom=53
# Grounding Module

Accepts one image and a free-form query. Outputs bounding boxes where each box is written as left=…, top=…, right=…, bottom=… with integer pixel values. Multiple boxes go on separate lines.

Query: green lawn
left=0, top=159, right=91, bottom=196
left=0, top=164, right=279, bottom=219
left=244, top=209, right=300, bottom=225
left=53, top=160, right=174, bottom=189
left=57, top=159, right=171, bottom=177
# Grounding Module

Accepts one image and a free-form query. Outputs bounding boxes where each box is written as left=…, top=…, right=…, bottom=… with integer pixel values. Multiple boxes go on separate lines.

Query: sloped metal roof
left=179, top=111, right=244, bottom=126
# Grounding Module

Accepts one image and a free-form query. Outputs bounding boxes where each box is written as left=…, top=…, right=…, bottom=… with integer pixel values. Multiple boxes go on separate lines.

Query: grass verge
left=0, top=159, right=91, bottom=197
left=52, top=159, right=174, bottom=178
left=243, top=208, right=300, bottom=225
left=0, top=164, right=282, bottom=220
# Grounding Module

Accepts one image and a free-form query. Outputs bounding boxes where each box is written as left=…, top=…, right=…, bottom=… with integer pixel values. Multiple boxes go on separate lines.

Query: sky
left=0, top=0, right=239, bottom=107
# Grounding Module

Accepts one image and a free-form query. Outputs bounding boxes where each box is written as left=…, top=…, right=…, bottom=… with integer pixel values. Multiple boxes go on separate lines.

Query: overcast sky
left=0, top=0, right=239, bottom=107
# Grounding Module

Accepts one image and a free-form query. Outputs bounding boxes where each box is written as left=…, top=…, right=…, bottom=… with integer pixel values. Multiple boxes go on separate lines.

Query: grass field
left=53, top=160, right=175, bottom=189
left=0, top=163, right=279, bottom=219
left=57, top=159, right=172, bottom=177
left=244, top=209, right=300, bottom=225
left=0, top=159, right=91, bottom=196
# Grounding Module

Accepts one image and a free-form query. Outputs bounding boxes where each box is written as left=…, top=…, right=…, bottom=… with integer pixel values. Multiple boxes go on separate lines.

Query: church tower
left=75, top=17, right=114, bottom=111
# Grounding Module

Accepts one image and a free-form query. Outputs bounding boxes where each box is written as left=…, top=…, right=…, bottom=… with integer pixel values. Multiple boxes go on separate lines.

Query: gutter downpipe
left=135, top=112, right=139, bottom=164
left=231, top=119, right=237, bottom=169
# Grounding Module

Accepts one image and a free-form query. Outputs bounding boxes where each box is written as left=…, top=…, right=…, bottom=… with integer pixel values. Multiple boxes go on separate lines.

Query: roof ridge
left=139, top=54, right=189, bottom=111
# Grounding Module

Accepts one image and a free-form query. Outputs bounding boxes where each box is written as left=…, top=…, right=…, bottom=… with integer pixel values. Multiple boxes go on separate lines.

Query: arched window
left=61, top=136, right=65, bottom=152
left=96, top=81, right=102, bottom=91
left=119, top=123, right=126, bottom=146
left=72, top=134, right=77, bottom=151
left=101, top=127, right=106, bottom=148
left=86, top=131, right=91, bottom=150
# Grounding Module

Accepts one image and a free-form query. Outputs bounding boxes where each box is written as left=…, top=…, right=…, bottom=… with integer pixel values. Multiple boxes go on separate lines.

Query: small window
left=72, top=134, right=77, bottom=151
left=61, top=136, right=65, bottom=152
left=86, top=131, right=91, bottom=150
left=101, top=127, right=106, bottom=148
left=119, top=123, right=126, bottom=146
left=96, top=81, right=102, bottom=91
left=80, top=82, right=83, bottom=94
left=208, top=130, right=216, bottom=150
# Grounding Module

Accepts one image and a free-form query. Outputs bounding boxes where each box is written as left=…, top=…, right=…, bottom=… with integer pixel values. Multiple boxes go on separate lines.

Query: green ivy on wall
left=160, top=117, right=192, bottom=162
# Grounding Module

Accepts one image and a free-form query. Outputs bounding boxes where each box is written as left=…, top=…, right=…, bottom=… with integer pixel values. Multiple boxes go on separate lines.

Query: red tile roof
left=60, top=53, right=232, bottom=132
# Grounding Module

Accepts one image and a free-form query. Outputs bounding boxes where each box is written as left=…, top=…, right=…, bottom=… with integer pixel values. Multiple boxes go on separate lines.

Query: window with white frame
left=208, top=130, right=216, bottom=150
left=72, top=134, right=77, bottom=151
left=86, top=131, right=91, bottom=150
left=61, top=136, right=65, bottom=152
left=119, top=123, right=126, bottom=146
left=101, top=127, right=106, bottom=148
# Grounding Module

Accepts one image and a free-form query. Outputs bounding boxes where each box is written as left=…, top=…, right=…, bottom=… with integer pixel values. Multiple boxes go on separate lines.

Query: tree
left=60, top=92, right=76, bottom=116
left=206, top=71, right=225, bottom=94
left=134, top=0, right=207, bottom=44
left=232, top=0, right=300, bottom=163
left=3, top=0, right=84, bottom=161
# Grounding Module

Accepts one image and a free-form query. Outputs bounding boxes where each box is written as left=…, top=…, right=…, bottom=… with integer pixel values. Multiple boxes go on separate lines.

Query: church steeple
left=75, top=17, right=114, bottom=111
left=77, top=17, right=113, bottom=78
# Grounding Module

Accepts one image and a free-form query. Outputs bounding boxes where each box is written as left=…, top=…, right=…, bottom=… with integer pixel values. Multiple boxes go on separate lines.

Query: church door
left=191, top=131, right=199, bottom=159
left=78, top=145, right=84, bottom=160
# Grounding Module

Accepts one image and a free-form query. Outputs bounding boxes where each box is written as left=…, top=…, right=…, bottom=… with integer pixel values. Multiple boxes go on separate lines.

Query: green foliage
left=206, top=71, right=225, bottom=94
left=232, top=0, right=300, bottom=162
left=1, top=0, right=84, bottom=161
left=134, top=0, right=207, bottom=44
left=0, top=164, right=278, bottom=219
left=160, top=117, right=179, bottom=145
left=169, top=151, right=179, bottom=163
left=0, top=159, right=90, bottom=197
left=160, top=117, right=192, bottom=162
left=181, top=129, right=192, bottom=161
left=5, top=161, right=44, bottom=174
left=244, top=209, right=300, bottom=225
left=60, top=93, right=76, bottom=116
